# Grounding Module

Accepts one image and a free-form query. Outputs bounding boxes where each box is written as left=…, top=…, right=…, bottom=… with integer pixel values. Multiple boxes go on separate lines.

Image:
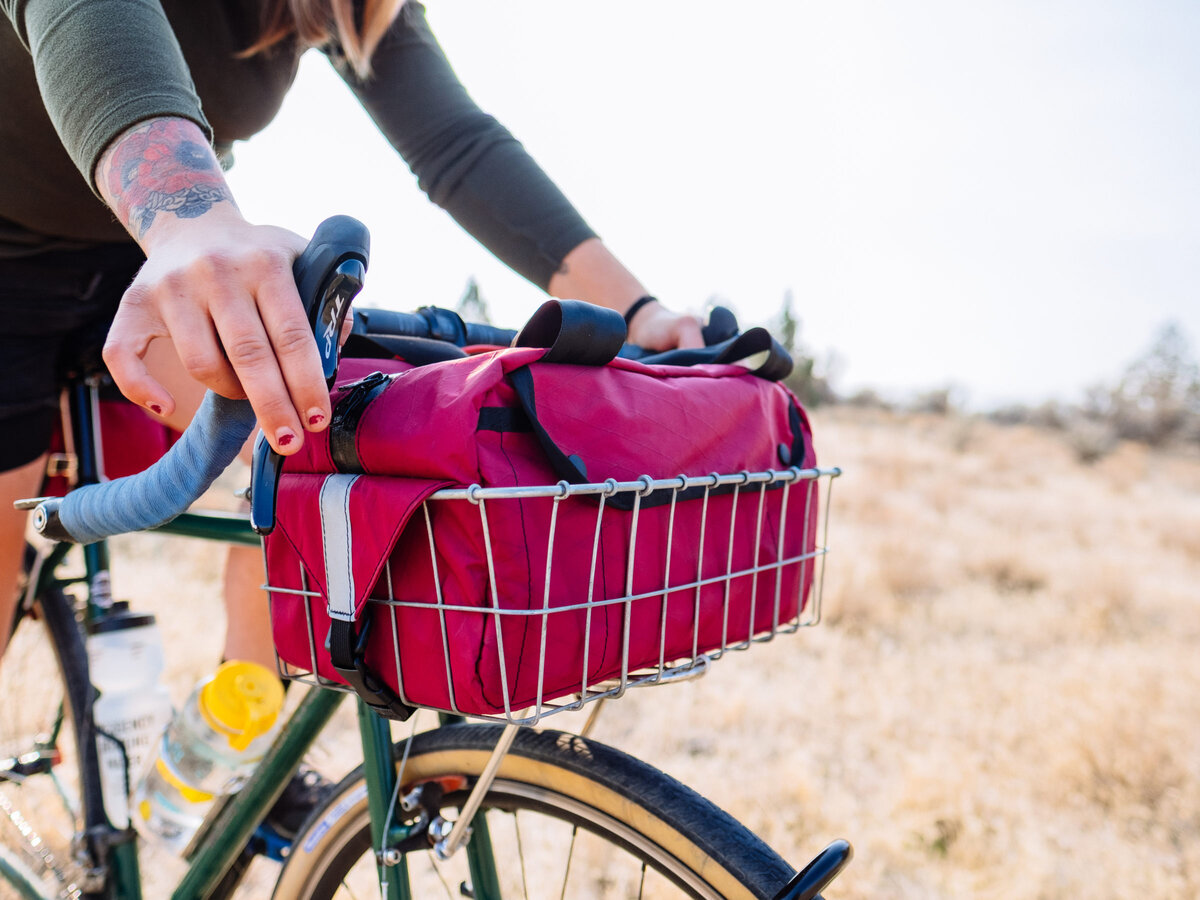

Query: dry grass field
left=95, top=407, right=1200, bottom=898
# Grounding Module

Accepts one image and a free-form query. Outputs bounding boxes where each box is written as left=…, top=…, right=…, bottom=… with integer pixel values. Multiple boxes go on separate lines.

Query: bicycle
left=1, top=217, right=848, bottom=900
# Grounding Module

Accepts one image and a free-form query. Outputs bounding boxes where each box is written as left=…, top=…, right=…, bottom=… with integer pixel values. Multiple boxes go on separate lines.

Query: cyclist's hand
left=102, top=212, right=325, bottom=456
left=625, top=300, right=705, bottom=351
left=546, top=240, right=704, bottom=351
left=96, top=116, right=328, bottom=455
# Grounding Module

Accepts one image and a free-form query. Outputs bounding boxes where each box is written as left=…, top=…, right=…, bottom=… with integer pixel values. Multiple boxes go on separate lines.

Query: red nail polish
left=149, top=404, right=163, bottom=415
left=278, top=432, right=294, bottom=447
left=308, top=412, right=325, bottom=427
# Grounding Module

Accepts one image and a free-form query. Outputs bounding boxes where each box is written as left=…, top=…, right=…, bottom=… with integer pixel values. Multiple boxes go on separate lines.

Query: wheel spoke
left=0, top=564, right=94, bottom=900
left=557, top=824, right=577, bottom=900
left=427, top=852, right=455, bottom=899
left=513, top=811, right=529, bottom=900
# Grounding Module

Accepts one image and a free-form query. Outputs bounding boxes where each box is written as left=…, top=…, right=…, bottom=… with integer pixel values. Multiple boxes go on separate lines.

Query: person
left=0, top=0, right=705, bottom=669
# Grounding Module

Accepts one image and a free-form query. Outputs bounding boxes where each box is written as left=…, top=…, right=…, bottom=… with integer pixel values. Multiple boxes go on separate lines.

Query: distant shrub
left=844, top=388, right=893, bottom=411
left=1094, top=323, right=1200, bottom=447
left=987, top=404, right=1032, bottom=427
left=987, top=401, right=1068, bottom=429
left=909, top=387, right=957, bottom=416
left=1065, top=416, right=1119, bottom=465
left=1028, top=400, right=1070, bottom=431
left=986, top=322, right=1199, bottom=460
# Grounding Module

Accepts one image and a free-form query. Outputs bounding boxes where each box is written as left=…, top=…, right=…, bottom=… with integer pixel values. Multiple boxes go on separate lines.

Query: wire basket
left=267, top=465, right=840, bottom=725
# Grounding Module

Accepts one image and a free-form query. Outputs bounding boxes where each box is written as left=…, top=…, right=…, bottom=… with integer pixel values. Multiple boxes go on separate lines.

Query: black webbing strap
left=633, top=326, right=794, bottom=381
left=514, top=299, right=626, bottom=366
left=328, top=370, right=392, bottom=473
left=327, top=617, right=417, bottom=721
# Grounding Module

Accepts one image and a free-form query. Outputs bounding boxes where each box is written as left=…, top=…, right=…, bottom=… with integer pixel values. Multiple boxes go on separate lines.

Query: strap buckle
left=327, top=617, right=416, bottom=721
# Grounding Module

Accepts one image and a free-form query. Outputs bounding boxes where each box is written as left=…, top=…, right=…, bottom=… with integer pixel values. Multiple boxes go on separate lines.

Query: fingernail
left=276, top=428, right=296, bottom=448
left=306, top=409, right=326, bottom=427
left=148, top=403, right=163, bottom=415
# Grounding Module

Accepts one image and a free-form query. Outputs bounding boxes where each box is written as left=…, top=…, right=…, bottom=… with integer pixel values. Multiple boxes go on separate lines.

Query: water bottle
left=131, top=660, right=284, bottom=854
left=87, top=602, right=173, bottom=829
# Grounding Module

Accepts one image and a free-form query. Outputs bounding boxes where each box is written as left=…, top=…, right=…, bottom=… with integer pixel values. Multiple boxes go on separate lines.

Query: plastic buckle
left=46, top=452, right=78, bottom=480
left=327, top=617, right=416, bottom=721
left=416, top=306, right=467, bottom=344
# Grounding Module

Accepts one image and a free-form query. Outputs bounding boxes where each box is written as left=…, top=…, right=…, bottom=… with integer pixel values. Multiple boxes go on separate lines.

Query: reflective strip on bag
left=319, top=473, right=360, bottom=622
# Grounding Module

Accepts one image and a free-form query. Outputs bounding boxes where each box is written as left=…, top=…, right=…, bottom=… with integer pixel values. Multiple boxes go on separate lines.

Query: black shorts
left=0, top=243, right=145, bottom=471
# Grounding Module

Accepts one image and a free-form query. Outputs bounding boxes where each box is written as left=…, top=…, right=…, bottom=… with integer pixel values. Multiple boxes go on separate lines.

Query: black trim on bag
left=477, top=407, right=532, bottom=433
left=329, top=370, right=393, bottom=472
left=786, top=402, right=809, bottom=468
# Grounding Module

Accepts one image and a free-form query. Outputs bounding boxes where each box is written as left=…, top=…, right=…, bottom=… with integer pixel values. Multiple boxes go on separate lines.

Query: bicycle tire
left=1, top=545, right=106, bottom=900
left=274, top=723, right=795, bottom=900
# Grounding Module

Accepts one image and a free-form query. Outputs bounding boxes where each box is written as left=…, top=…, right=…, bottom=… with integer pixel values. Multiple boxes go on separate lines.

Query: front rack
left=267, top=466, right=840, bottom=725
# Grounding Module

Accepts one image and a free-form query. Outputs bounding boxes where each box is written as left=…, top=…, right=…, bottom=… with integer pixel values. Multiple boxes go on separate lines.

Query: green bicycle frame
left=17, top=511, right=509, bottom=900
left=5, top=381, right=509, bottom=899
left=174, top=687, right=345, bottom=899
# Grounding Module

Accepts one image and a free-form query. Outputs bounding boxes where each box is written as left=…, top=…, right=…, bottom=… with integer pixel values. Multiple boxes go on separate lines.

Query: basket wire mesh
left=268, top=465, right=840, bottom=725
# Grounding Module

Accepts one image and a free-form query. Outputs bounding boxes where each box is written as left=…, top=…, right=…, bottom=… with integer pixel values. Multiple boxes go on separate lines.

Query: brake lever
left=293, top=214, right=371, bottom=385
left=251, top=216, right=370, bottom=535
left=312, top=258, right=367, bottom=386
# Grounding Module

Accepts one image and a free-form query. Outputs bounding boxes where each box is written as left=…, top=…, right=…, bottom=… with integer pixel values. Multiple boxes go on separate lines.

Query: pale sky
left=227, top=0, right=1200, bottom=408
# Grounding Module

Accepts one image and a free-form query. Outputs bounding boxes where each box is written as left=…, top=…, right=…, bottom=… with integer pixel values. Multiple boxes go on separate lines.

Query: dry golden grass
left=96, top=408, right=1200, bottom=898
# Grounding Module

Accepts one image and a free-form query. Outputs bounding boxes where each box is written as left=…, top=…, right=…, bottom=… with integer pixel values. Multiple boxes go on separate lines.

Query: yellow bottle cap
left=199, top=661, right=284, bottom=752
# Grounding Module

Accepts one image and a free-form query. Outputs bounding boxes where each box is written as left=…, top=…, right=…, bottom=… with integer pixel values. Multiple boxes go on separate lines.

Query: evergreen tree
left=771, top=290, right=833, bottom=407
left=456, top=277, right=492, bottom=325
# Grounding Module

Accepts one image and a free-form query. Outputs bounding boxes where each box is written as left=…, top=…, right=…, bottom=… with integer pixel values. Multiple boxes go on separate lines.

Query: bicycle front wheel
left=0, top=546, right=104, bottom=900
left=274, top=723, right=795, bottom=900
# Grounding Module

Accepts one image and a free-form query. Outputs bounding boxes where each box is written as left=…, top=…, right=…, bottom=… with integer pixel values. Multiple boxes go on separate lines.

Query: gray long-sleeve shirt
left=0, top=0, right=595, bottom=288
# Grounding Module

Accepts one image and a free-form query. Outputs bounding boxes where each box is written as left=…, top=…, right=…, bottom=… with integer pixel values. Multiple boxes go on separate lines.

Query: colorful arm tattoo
left=98, top=118, right=233, bottom=239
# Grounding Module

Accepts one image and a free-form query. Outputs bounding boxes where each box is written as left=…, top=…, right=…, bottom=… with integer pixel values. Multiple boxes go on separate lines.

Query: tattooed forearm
left=98, top=118, right=234, bottom=239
